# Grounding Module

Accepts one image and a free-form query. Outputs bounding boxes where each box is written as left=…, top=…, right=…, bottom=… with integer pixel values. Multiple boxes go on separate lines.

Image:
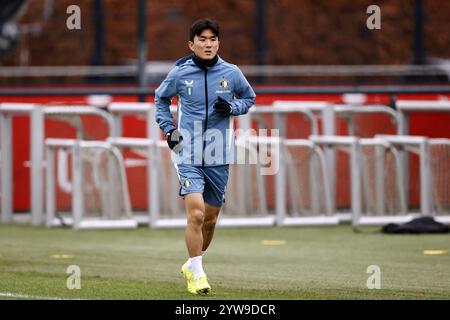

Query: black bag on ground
left=382, top=216, right=450, bottom=234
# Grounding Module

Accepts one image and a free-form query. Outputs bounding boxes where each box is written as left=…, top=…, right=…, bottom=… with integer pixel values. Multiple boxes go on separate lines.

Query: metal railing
left=2, top=98, right=450, bottom=229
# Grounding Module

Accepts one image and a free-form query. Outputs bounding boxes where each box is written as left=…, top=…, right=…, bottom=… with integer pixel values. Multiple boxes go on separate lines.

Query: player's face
left=188, top=28, right=219, bottom=60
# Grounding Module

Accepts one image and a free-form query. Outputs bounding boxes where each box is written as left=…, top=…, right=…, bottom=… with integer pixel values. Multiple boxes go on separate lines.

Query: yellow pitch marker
left=50, top=254, right=74, bottom=259
left=261, top=240, right=287, bottom=246
left=423, top=250, right=448, bottom=255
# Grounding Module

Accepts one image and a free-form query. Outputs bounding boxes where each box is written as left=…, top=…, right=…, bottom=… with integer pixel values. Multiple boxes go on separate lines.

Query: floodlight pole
left=413, top=0, right=425, bottom=65
left=255, top=0, right=266, bottom=84
left=137, top=0, right=148, bottom=102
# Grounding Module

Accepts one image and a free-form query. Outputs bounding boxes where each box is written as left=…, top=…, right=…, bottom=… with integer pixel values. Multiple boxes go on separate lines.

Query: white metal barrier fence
left=46, top=138, right=136, bottom=229
left=1, top=100, right=450, bottom=229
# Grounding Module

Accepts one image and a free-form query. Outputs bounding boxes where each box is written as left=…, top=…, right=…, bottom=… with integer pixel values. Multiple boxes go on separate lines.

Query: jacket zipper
left=202, top=69, right=209, bottom=167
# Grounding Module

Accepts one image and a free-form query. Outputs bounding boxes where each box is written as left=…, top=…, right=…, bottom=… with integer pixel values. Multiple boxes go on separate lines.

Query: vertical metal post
left=238, top=106, right=252, bottom=131
left=72, top=142, right=83, bottom=229
left=255, top=0, right=266, bottom=65
left=375, top=144, right=385, bottom=215
left=347, top=118, right=355, bottom=136
left=275, top=139, right=285, bottom=226
left=0, top=113, right=13, bottom=223
left=392, top=147, right=408, bottom=215
left=350, top=141, right=362, bottom=228
left=107, top=149, right=120, bottom=219
left=310, top=152, right=320, bottom=215
left=148, top=106, right=160, bottom=228
left=254, top=0, right=266, bottom=84
left=46, top=145, right=55, bottom=227
left=399, top=110, right=410, bottom=210
left=315, top=146, right=333, bottom=216
left=137, top=0, right=148, bottom=102
left=397, top=108, right=406, bottom=136
left=413, top=0, right=425, bottom=65
left=419, top=139, right=431, bottom=215
left=112, top=114, right=122, bottom=137
left=237, top=113, right=252, bottom=214
left=274, top=113, right=286, bottom=225
left=360, top=154, right=371, bottom=215
left=91, top=0, right=105, bottom=68
left=305, top=111, right=320, bottom=215
left=31, top=107, right=44, bottom=225
left=322, top=106, right=336, bottom=213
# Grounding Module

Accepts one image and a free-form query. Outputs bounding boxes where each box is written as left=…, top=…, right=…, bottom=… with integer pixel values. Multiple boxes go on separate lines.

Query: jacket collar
left=175, top=54, right=223, bottom=69
left=192, top=54, right=218, bottom=70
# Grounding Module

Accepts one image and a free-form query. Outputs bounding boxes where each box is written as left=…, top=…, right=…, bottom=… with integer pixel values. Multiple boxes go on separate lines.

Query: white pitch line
left=0, top=292, right=82, bottom=300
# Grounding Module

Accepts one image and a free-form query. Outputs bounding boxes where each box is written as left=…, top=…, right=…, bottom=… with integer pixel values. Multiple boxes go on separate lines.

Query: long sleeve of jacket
left=155, top=67, right=178, bottom=135
left=230, top=67, right=256, bottom=116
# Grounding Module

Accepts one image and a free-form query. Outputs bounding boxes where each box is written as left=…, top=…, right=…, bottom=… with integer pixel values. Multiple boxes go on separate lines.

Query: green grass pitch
left=0, top=224, right=449, bottom=300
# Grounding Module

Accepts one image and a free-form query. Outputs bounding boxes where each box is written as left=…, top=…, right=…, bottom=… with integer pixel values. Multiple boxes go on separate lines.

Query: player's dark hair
left=189, top=19, right=219, bottom=41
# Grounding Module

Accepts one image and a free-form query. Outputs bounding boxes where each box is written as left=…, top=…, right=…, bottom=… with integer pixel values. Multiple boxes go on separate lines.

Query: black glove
left=166, top=128, right=182, bottom=151
left=213, top=96, right=232, bottom=115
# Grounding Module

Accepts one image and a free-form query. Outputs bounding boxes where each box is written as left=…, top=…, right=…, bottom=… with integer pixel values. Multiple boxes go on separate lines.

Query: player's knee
left=187, top=209, right=204, bottom=226
left=204, top=215, right=217, bottom=229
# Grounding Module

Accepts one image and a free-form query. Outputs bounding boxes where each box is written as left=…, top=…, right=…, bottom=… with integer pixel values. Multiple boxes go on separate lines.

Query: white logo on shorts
left=183, top=179, right=191, bottom=189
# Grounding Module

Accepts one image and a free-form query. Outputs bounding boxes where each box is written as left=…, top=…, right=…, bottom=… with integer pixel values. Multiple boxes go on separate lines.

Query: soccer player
left=155, top=18, right=256, bottom=295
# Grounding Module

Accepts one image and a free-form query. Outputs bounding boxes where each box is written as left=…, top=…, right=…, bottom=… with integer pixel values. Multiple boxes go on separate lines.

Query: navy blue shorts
left=175, top=164, right=230, bottom=207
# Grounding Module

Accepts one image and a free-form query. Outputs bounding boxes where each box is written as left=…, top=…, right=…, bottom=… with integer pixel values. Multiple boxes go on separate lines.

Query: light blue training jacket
left=155, top=55, right=256, bottom=166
